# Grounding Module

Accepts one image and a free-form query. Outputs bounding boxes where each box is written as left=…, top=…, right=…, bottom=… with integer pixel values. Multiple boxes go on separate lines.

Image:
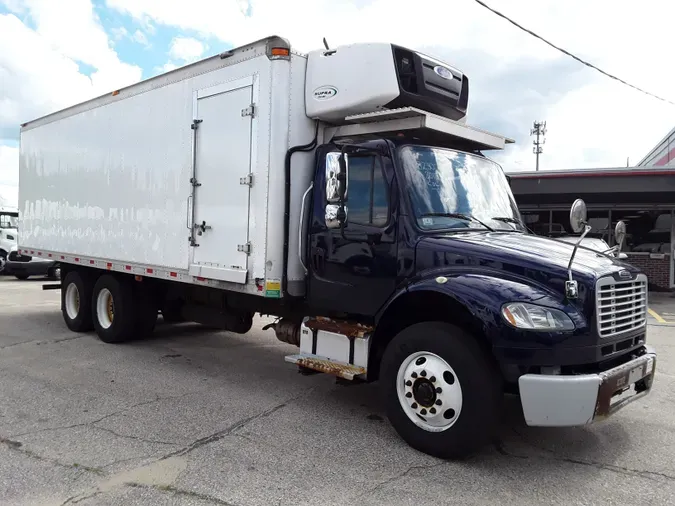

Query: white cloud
left=110, top=26, right=129, bottom=40
left=168, top=36, right=206, bottom=62
left=105, top=0, right=675, bottom=170
left=155, top=61, right=178, bottom=74
left=131, top=29, right=149, bottom=46
left=0, top=3, right=142, bottom=140
left=0, top=146, right=19, bottom=208
left=111, top=26, right=149, bottom=46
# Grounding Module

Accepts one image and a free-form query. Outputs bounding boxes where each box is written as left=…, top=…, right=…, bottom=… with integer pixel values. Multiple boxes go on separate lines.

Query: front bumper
left=518, top=345, right=656, bottom=427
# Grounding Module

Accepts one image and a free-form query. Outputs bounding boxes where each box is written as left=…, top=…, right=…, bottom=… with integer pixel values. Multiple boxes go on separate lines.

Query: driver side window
left=347, top=156, right=389, bottom=227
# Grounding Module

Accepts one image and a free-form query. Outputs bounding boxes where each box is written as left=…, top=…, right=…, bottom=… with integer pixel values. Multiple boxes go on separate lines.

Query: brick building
left=508, top=167, right=675, bottom=290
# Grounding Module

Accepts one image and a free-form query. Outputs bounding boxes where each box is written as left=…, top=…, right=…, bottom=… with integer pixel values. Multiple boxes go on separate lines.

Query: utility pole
left=531, top=120, right=547, bottom=171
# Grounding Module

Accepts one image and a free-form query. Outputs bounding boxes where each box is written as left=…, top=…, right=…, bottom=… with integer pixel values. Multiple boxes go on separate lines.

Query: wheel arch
left=369, top=285, right=496, bottom=381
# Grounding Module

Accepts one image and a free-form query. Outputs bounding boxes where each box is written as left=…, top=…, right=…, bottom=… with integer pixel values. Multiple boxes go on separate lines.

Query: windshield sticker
left=422, top=217, right=434, bottom=226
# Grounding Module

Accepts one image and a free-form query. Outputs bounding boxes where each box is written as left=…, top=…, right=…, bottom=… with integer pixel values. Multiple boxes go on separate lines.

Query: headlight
left=501, top=302, right=575, bottom=331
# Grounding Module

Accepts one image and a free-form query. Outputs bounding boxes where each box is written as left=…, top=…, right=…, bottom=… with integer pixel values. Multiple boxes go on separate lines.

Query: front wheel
left=380, top=322, right=502, bottom=459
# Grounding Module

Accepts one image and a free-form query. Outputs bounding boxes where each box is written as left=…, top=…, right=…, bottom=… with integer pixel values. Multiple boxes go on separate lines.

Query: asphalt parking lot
left=1, top=277, right=675, bottom=506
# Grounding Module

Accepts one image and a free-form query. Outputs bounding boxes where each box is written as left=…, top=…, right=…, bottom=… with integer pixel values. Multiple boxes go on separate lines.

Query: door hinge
left=191, top=119, right=203, bottom=130
left=241, top=104, right=256, bottom=118
left=239, top=173, right=253, bottom=186
left=237, top=242, right=252, bottom=255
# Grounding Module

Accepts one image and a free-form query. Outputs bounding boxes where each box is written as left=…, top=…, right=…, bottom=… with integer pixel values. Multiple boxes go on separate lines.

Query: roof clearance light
left=270, top=47, right=290, bottom=57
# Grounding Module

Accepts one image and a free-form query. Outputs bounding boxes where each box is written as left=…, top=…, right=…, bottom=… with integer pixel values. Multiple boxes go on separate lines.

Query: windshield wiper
left=419, top=212, right=494, bottom=232
left=491, top=216, right=526, bottom=229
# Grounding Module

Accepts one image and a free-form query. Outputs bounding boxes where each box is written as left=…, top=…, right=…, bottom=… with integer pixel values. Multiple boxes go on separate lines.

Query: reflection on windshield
left=399, top=146, right=522, bottom=232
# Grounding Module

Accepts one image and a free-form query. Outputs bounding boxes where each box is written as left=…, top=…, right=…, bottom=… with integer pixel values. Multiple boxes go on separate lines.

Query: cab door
left=308, top=146, right=398, bottom=316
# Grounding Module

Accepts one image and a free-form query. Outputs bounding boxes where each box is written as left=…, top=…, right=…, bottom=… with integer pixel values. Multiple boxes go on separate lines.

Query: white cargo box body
left=19, top=37, right=316, bottom=297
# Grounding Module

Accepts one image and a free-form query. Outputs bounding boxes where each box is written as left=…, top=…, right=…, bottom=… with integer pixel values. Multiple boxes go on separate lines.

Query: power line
left=471, top=0, right=675, bottom=106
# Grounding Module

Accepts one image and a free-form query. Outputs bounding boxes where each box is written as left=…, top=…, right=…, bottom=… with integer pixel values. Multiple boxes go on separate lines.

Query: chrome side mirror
left=325, top=204, right=348, bottom=229
left=325, top=152, right=348, bottom=229
left=325, top=152, right=348, bottom=203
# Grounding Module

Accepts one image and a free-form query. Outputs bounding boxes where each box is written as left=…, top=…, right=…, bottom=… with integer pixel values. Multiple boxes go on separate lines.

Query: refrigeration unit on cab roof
left=305, top=42, right=469, bottom=122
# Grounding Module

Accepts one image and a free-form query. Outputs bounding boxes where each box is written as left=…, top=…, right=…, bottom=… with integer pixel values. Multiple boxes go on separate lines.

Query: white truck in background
left=18, top=36, right=656, bottom=459
left=0, top=206, right=19, bottom=273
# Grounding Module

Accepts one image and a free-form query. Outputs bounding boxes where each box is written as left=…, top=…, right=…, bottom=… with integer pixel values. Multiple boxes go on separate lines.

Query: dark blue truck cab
left=278, top=50, right=657, bottom=459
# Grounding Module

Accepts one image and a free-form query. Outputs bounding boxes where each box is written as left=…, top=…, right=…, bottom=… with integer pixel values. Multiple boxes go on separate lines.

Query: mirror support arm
left=565, top=224, right=591, bottom=299
left=568, top=224, right=591, bottom=281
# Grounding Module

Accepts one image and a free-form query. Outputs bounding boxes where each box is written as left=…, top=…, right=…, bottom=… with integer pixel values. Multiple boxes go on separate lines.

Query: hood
left=415, top=231, right=636, bottom=291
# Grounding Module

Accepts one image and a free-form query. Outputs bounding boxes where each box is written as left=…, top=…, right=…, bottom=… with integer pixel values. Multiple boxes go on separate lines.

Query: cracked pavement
left=1, top=277, right=675, bottom=505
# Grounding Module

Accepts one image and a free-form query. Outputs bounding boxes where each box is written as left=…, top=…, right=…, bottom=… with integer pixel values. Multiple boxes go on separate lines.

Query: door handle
left=312, top=247, right=325, bottom=273
left=195, top=221, right=212, bottom=236
left=186, top=195, right=192, bottom=229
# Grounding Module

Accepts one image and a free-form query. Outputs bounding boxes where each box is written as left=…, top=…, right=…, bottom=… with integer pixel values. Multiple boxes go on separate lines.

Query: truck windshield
left=398, top=145, right=523, bottom=232
left=0, top=215, right=18, bottom=229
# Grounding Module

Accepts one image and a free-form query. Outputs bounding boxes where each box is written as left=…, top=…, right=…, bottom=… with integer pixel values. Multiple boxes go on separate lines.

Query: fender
left=377, top=270, right=589, bottom=350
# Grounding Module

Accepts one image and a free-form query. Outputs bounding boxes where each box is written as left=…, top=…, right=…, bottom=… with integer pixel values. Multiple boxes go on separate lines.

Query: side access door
left=308, top=146, right=399, bottom=316
left=188, top=77, right=256, bottom=284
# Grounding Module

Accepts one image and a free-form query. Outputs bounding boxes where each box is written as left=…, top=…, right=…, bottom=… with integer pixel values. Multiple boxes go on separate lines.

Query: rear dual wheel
left=62, top=271, right=94, bottom=332
left=61, top=271, right=157, bottom=343
left=92, top=275, right=157, bottom=343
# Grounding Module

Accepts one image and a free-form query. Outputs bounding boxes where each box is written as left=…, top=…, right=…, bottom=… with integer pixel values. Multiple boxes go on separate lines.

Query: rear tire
left=380, top=322, right=502, bottom=459
left=161, top=298, right=185, bottom=323
left=134, top=282, right=158, bottom=339
left=92, top=275, right=137, bottom=344
left=61, top=271, right=94, bottom=332
left=227, top=311, right=253, bottom=334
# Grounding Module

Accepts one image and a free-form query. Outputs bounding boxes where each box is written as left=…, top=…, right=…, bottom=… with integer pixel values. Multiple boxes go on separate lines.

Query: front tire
left=380, top=322, right=502, bottom=459
left=61, top=271, right=94, bottom=332
left=15, top=274, right=29, bottom=280
left=92, top=275, right=137, bottom=343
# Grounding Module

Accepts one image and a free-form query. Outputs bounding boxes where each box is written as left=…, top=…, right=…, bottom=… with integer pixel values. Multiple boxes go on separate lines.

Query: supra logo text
left=313, top=86, right=338, bottom=100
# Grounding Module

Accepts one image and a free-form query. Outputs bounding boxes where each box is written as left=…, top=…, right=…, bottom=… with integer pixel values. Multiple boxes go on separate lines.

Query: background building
left=639, top=126, right=675, bottom=167
left=509, top=129, right=675, bottom=291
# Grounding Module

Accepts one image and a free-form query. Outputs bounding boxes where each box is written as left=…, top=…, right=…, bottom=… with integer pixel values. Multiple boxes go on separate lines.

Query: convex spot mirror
left=614, top=220, right=627, bottom=248
left=569, top=199, right=588, bottom=234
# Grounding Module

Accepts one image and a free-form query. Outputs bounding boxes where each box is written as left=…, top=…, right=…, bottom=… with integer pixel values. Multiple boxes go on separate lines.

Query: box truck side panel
left=19, top=52, right=276, bottom=293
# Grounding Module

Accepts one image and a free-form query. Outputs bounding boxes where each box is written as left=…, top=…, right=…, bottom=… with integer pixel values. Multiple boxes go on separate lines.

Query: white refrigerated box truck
left=18, top=36, right=657, bottom=459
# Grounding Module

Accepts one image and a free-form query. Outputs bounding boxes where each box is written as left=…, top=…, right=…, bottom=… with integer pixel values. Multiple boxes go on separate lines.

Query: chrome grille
left=596, top=274, right=647, bottom=338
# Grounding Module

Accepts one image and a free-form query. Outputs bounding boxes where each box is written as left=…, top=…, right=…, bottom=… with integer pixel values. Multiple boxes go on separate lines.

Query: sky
left=1, top=0, right=674, bottom=207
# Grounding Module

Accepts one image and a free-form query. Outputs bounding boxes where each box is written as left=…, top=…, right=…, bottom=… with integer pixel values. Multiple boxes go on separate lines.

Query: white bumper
left=519, top=346, right=657, bottom=427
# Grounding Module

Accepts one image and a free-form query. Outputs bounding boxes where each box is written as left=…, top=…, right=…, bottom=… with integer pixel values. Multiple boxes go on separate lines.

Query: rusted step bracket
left=285, top=354, right=367, bottom=380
